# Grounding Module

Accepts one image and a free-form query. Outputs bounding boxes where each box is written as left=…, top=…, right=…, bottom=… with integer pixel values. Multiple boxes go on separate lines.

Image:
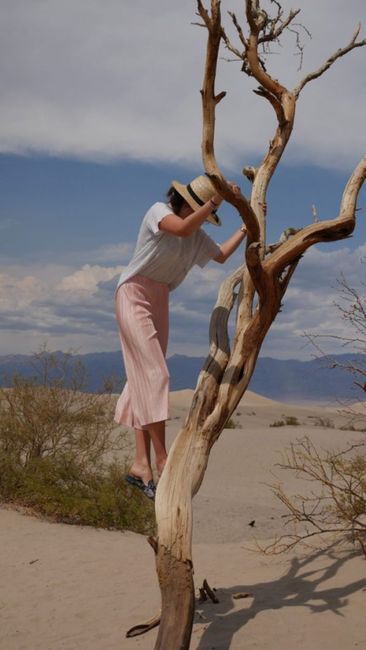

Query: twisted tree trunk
left=151, top=2, right=366, bottom=648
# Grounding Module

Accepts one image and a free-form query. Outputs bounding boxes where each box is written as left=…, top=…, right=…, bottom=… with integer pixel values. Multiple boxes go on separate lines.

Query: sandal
left=125, top=474, right=156, bottom=501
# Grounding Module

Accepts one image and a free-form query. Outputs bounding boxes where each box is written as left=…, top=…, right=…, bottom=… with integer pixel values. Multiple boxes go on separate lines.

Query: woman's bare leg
left=130, top=421, right=167, bottom=482
left=147, top=420, right=167, bottom=477
left=129, top=429, right=153, bottom=484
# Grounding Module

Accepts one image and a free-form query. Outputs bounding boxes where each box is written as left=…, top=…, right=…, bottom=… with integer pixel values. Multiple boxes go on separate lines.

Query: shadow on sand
left=194, top=543, right=366, bottom=650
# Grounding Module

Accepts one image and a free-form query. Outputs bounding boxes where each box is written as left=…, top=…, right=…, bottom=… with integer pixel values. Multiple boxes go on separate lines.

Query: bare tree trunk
left=152, top=2, right=366, bottom=648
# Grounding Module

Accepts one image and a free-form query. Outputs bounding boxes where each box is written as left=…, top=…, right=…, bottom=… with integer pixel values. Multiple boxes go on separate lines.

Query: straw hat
left=171, top=175, right=221, bottom=226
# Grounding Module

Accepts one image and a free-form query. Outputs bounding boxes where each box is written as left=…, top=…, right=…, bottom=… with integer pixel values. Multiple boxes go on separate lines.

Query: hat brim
left=171, top=180, right=221, bottom=226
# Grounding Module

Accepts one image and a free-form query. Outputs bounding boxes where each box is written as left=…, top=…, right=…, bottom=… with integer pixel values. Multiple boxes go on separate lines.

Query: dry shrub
left=0, top=349, right=155, bottom=534
left=266, top=436, right=366, bottom=556
left=265, top=265, right=366, bottom=556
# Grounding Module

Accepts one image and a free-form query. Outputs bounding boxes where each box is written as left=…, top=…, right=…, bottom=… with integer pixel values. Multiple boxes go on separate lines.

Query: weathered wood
left=152, top=3, right=366, bottom=649
left=126, top=614, right=161, bottom=638
left=202, top=579, right=219, bottom=603
left=155, top=543, right=195, bottom=649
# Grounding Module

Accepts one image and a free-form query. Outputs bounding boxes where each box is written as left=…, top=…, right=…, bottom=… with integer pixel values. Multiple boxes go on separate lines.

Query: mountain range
left=0, top=350, right=365, bottom=403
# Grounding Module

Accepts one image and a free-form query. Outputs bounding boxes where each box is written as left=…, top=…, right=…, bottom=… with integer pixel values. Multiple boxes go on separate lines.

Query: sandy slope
left=1, top=391, right=365, bottom=650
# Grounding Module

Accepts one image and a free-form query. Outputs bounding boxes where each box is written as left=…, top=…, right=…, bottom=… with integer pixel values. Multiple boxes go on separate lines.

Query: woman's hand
left=211, top=193, right=223, bottom=208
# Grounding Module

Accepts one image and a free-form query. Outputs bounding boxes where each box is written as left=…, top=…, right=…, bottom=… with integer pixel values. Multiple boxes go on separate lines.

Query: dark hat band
left=186, top=183, right=217, bottom=214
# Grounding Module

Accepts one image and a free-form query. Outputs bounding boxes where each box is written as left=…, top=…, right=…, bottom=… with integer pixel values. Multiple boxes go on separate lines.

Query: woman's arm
left=159, top=196, right=222, bottom=238
left=214, top=226, right=247, bottom=264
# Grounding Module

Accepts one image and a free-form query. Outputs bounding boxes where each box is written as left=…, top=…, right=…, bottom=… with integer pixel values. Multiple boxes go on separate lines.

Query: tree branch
left=258, top=8, right=301, bottom=45
left=198, top=0, right=264, bottom=285
left=266, top=155, right=366, bottom=277
left=245, top=0, right=287, bottom=97
left=227, top=11, right=247, bottom=49
left=187, top=265, right=244, bottom=429
left=294, top=24, right=366, bottom=98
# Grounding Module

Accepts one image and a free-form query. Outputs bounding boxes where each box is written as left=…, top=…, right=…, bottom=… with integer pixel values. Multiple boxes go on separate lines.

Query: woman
left=115, top=175, right=246, bottom=499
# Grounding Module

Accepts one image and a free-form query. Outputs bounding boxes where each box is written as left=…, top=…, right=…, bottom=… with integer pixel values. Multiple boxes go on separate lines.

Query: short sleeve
left=195, top=230, right=221, bottom=268
left=146, top=202, right=173, bottom=234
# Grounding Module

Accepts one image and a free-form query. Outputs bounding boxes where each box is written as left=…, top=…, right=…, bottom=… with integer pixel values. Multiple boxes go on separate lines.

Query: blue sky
left=0, top=1, right=365, bottom=360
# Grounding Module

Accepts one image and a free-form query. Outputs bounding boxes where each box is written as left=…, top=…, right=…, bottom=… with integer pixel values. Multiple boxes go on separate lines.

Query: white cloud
left=0, top=273, right=46, bottom=310
left=0, top=257, right=123, bottom=355
left=56, top=264, right=124, bottom=294
left=0, top=240, right=364, bottom=359
left=0, top=1, right=365, bottom=170
left=261, top=245, right=366, bottom=358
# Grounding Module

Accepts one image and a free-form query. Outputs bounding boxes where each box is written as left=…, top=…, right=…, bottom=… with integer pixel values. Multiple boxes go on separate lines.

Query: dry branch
left=201, top=578, right=220, bottom=603
left=126, top=614, right=161, bottom=638
left=294, top=24, right=366, bottom=97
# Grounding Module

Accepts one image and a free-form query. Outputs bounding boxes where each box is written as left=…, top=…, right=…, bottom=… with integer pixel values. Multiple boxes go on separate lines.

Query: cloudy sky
left=0, top=0, right=365, bottom=360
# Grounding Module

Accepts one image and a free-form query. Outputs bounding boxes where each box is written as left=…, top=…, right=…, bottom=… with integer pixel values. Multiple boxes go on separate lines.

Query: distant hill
left=0, top=350, right=364, bottom=403
left=168, top=353, right=366, bottom=402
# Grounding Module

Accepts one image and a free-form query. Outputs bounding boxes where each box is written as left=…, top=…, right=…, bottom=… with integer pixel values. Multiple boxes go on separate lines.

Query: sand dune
left=1, top=393, right=365, bottom=649
left=170, top=388, right=283, bottom=409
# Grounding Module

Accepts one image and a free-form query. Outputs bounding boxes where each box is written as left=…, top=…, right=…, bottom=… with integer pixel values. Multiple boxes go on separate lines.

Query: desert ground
left=1, top=390, right=365, bottom=649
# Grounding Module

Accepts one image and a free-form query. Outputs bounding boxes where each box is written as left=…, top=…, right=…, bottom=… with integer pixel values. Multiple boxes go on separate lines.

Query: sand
left=1, top=390, right=365, bottom=649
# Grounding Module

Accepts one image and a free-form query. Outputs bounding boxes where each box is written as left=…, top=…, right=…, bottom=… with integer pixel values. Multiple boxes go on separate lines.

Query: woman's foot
left=129, top=462, right=153, bottom=485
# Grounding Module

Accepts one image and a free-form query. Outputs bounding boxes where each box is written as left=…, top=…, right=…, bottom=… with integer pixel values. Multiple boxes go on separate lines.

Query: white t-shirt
left=116, top=202, right=221, bottom=292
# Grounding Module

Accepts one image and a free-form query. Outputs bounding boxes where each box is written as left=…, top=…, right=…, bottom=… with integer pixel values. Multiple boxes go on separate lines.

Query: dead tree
left=150, top=2, right=366, bottom=648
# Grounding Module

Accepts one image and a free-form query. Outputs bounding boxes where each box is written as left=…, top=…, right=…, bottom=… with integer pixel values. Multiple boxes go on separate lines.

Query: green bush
left=225, top=417, right=242, bottom=429
left=284, top=415, right=300, bottom=426
left=270, top=415, right=300, bottom=427
left=0, top=350, right=155, bottom=534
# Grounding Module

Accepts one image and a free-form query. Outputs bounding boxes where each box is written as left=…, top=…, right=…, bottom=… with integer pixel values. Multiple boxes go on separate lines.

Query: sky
left=0, top=0, right=365, bottom=361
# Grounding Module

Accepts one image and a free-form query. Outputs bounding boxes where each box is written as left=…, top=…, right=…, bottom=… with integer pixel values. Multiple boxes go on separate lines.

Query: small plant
left=0, top=349, right=155, bottom=534
left=270, top=416, right=300, bottom=427
left=284, top=416, right=300, bottom=426
left=308, top=415, right=335, bottom=429
left=225, top=418, right=242, bottom=429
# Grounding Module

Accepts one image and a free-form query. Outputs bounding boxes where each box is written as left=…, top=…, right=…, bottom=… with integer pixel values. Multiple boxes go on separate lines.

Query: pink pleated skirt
left=114, top=274, right=170, bottom=429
